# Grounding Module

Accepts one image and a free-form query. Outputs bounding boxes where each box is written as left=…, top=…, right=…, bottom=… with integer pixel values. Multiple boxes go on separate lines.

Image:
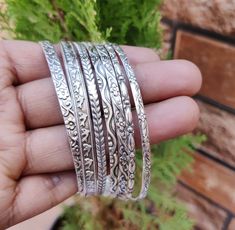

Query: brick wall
left=161, top=1, right=235, bottom=229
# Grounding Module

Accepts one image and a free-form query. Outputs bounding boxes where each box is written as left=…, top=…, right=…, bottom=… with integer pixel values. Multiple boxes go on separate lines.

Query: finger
left=23, top=96, right=199, bottom=175
left=9, top=171, right=77, bottom=227
left=17, top=60, right=201, bottom=129
left=121, top=45, right=160, bottom=64
left=0, top=40, right=159, bottom=85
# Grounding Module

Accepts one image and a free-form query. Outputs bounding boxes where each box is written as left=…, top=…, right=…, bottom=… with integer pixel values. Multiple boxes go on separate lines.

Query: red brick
left=174, top=30, right=235, bottom=108
left=162, top=0, right=235, bottom=36
left=196, top=100, right=235, bottom=167
left=180, top=153, right=235, bottom=213
left=176, top=184, right=227, bottom=230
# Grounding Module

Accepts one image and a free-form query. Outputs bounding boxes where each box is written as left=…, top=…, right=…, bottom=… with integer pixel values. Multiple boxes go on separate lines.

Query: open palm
left=0, top=41, right=201, bottom=229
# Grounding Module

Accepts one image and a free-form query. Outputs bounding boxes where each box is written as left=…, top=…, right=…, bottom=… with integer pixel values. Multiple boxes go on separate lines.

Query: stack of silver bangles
left=40, top=41, right=151, bottom=200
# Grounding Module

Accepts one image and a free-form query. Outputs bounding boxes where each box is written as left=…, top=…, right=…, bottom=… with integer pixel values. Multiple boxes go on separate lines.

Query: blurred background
left=1, top=0, right=235, bottom=229
left=161, top=1, right=235, bottom=230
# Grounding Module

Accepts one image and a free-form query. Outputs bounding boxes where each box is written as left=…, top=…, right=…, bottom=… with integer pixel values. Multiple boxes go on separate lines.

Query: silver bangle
left=40, top=40, right=151, bottom=200
left=94, top=44, right=130, bottom=198
left=104, top=44, right=136, bottom=197
left=83, top=42, right=119, bottom=196
left=40, top=41, right=84, bottom=194
left=74, top=42, right=107, bottom=195
left=112, top=44, right=151, bottom=200
left=60, top=41, right=97, bottom=195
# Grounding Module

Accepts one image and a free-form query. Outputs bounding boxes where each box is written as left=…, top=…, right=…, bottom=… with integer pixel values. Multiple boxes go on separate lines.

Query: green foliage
left=150, top=134, right=205, bottom=186
left=0, top=1, right=205, bottom=229
left=1, top=0, right=105, bottom=42
left=0, top=0, right=162, bottom=48
left=57, top=135, right=205, bottom=230
left=96, top=0, right=162, bottom=48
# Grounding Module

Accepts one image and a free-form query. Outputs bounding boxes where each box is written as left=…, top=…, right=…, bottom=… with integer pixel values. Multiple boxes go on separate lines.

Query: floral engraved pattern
left=40, top=41, right=84, bottom=194
left=61, top=41, right=97, bottom=195
left=75, top=43, right=107, bottom=195
left=41, top=41, right=151, bottom=200
left=113, top=44, right=151, bottom=200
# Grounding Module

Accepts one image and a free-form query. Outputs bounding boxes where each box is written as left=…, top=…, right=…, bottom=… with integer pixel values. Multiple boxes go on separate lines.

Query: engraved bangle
left=112, top=44, right=151, bottom=200
left=40, top=41, right=84, bottom=194
left=60, top=41, right=97, bottom=195
left=94, top=44, right=130, bottom=198
left=40, top=40, right=151, bottom=200
left=104, top=44, right=136, bottom=196
left=83, top=42, right=119, bottom=196
left=74, top=42, right=107, bottom=195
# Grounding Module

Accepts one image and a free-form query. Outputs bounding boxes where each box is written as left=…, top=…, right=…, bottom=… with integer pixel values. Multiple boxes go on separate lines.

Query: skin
left=0, top=41, right=202, bottom=229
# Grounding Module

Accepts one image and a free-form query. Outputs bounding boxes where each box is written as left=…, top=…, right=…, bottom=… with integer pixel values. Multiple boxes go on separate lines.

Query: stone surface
left=180, top=153, right=235, bottom=213
left=174, top=30, right=235, bottom=108
left=176, top=184, right=227, bottom=230
left=162, top=0, right=235, bottom=36
left=196, top=100, right=235, bottom=167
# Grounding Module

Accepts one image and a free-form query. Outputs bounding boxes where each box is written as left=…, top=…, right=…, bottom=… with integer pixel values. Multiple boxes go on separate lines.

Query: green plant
left=60, top=135, right=205, bottom=230
left=0, top=0, right=162, bottom=48
left=0, top=1, right=205, bottom=229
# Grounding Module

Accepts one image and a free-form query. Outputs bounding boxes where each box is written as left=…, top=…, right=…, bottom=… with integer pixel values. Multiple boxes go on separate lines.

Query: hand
left=0, top=41, right=201, bottom=229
